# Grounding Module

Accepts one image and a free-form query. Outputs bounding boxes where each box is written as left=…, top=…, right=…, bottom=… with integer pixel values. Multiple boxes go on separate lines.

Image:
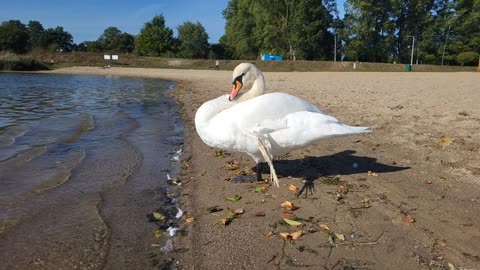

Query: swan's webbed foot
left=231, top=163, right=265, bottom=183
left=297, top=178, right=316, bottom=198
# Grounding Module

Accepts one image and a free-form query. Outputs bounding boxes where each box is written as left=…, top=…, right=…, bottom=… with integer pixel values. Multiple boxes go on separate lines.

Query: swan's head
left=229, top=63, right=262, bottom=101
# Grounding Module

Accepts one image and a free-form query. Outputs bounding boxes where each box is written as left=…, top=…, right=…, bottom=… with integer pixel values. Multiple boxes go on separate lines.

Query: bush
left=423, top=54, right=436, bottom=64
left=457, top=51, right=479, bottom=66
left=0, top=52, right=49, bottom=71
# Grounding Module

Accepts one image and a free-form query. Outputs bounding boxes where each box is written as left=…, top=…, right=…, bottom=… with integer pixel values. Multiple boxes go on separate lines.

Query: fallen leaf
left=334, top=232, right=345, bottom=241
left=280, top=212, right=295, bottom=218
left=225, top=164, right=240, bottom=170
left=284, top=218, right=302, bottom=226
left=290, top=230, right=303, bottom=240
left=146, top=252, right=158, bottom=259
left=288, top=184, right=299, bottom=192
left=151, top=243, right=161, bottom=248
left=280, top=201, right=300, bottom=211
left=255, top=211, right=266, bottom=217
left=279, top=230, right=303, bottom=240
left=227, top=208, right=235, bottom=218
left=439, top=241, right=447, bottom=247
left=402, top=215, right=415, bottom=223
left=234, top=208, right=245, bottom=215
left=266, top=231, right=273, bottom=237
left=281, top=201, right=293, bottom=208
left=154, top=230, right=164, bottom=238
left=440, top=137, right=453, bottom=144
left=319, top=224, right=330, bottom=230
left=214, top=150, right=225, bottom=158
left=254, top=186, right=267, bottom=193
left=205, top=206, right=223, bottom=213
left=152, top=212, right=165, bottom=221
left=183, top=215, right=195, bottom=223
left=226, top=194, right=242, bottom=202
left=338, top=185, right=348, bottom=194
left=367, top=171, right=378, bottom=177
left=279, top=232, right=290, bottom=239
left=328, top=234, right=335, bottom=245
left=219, top=218, right=231, bottom=226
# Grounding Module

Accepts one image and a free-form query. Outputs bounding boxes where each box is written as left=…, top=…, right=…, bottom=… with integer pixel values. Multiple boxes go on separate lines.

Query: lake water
left=0, top=73, right=183, bottom=268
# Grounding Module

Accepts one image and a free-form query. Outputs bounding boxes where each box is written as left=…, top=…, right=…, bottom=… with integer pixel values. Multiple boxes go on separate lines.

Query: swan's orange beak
left=229, top=80, right=243, bottom=101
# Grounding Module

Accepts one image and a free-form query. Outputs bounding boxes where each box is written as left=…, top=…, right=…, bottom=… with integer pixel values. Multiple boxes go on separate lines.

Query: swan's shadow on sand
left=256, top=150, right=409, bottom=195
left=274, top=150, right=409, bottom=178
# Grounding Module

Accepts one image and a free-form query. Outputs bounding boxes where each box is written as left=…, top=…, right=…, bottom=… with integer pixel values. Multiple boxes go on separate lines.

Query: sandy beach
left=44, top=66, right=480, bottom=269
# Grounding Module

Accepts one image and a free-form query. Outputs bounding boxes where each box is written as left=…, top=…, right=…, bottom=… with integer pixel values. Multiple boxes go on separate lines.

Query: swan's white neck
left=236, top=73, right=265, bottom=102
left=195, top=73, right=265, bottom=140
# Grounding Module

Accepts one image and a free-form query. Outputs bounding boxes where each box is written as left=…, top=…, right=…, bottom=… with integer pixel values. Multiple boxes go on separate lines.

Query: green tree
left=96, top=27, right=135, bottom=53
left=449, top=0, right=480, bottom=64
left=136, top=15, right=175, bottom=56
left=39, top=26, right=73, bottom=52
left=177, top=21, right=209, bottom=58
left=84, top=41, right=104, bottom=52
left=288, top=0, right=334, bottom=60
left=27, top=20, right=45, bottom=48
left=343, top=0, right=395, bottom=62
left=221, top=0, right=334, bottom=60
left=0, top=20, right=30, bottom=53
left=222, top=0, right=259, bottom=59
left=98, top=26, right=122, bottom=51
left=117, top=33, right=135, bottom=53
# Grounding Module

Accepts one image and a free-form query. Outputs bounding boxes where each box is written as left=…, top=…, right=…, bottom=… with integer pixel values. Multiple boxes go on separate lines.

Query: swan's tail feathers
left=257, top=137, right=279, bottom=188
left=346, top=125, right=370, bottom=134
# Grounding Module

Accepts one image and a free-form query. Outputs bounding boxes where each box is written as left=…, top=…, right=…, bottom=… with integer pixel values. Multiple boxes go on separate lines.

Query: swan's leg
left=256, top=162, right=264, bottom=181
left=257, top=138, right=279, bottom=187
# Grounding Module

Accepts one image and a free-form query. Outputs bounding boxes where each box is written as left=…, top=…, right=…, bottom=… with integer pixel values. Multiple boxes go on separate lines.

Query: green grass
left=17, top=51, right=480, bottom=72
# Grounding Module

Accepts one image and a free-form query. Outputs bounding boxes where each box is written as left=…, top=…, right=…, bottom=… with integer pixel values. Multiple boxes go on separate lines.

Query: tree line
left=220, top=0, right=479, bottom=65
left=1, top=0, right=479, bottom=65
left=0, top=15, right=212, bottom=59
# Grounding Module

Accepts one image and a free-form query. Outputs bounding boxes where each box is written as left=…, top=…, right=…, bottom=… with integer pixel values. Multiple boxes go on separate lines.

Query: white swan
left=195, top=63, right=369, bottom=187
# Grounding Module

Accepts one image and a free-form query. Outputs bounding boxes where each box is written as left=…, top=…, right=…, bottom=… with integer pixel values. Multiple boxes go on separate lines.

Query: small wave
left=32, top=149, right=86, bottom=193
left=64, top=113, right=95, bottom=143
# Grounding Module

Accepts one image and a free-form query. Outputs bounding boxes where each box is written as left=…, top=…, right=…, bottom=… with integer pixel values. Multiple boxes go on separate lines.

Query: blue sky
left=1, top=0, right=345, bottom=44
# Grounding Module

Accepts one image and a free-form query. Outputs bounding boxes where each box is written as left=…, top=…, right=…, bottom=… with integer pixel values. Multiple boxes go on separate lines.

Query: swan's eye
left=232, top=74, right=243, bottom=84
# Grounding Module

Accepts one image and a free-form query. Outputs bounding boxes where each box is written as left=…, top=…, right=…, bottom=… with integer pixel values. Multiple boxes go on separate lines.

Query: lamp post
left=441, top=25, right=451, bottom=69
left=406, top=35, right=415, bottom=66
left=334, top=34, right=337, bottom=63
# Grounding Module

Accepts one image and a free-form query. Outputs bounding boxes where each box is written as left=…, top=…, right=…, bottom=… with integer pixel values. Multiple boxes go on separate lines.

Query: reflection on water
left=0, top=73, right=183, bottom=268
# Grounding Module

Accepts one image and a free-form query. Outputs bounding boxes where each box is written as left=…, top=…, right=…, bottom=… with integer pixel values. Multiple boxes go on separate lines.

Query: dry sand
left=46, top=67, right=480, bottom=269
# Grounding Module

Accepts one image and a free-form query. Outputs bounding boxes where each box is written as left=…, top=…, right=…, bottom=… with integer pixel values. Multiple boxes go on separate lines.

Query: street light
left=441, top=25, right=451, bottom=69
left=406, top=35, right=415, bottom=66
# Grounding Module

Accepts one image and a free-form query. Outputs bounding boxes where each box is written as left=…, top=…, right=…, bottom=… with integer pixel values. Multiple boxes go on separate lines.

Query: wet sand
left=36, top=67, right=480, bottom=269
left=0, top=74, right=183, bottom=269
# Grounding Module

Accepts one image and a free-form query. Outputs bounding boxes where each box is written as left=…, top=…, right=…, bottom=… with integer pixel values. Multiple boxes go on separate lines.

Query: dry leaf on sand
left=402, top=215, right=415, bottom=223
left=319, top=224, right=330, bottom=230
left=280, top=230, right=303, bottom=240
left=280, top=201, right=300, bottom=211
left=288, top=184, right=299, bottom=192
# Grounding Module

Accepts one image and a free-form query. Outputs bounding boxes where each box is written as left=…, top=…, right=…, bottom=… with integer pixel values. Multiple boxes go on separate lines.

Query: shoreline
left=39, top=66, right=480, bottom=269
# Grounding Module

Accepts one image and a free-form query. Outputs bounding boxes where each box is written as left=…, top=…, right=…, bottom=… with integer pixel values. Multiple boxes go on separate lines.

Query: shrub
left=0, top=52, right=49, bottom=71
left=457, top=51, right=479, bottom=66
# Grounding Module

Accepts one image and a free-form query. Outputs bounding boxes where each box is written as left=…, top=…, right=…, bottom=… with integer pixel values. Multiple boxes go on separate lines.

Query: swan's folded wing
left=265, top=111, right=369, bottom=149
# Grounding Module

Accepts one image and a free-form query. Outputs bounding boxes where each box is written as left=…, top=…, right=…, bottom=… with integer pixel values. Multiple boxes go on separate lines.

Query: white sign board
left=112, top=55, right=119, bottom=60
left=104, top=54, right=111, bottom=60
